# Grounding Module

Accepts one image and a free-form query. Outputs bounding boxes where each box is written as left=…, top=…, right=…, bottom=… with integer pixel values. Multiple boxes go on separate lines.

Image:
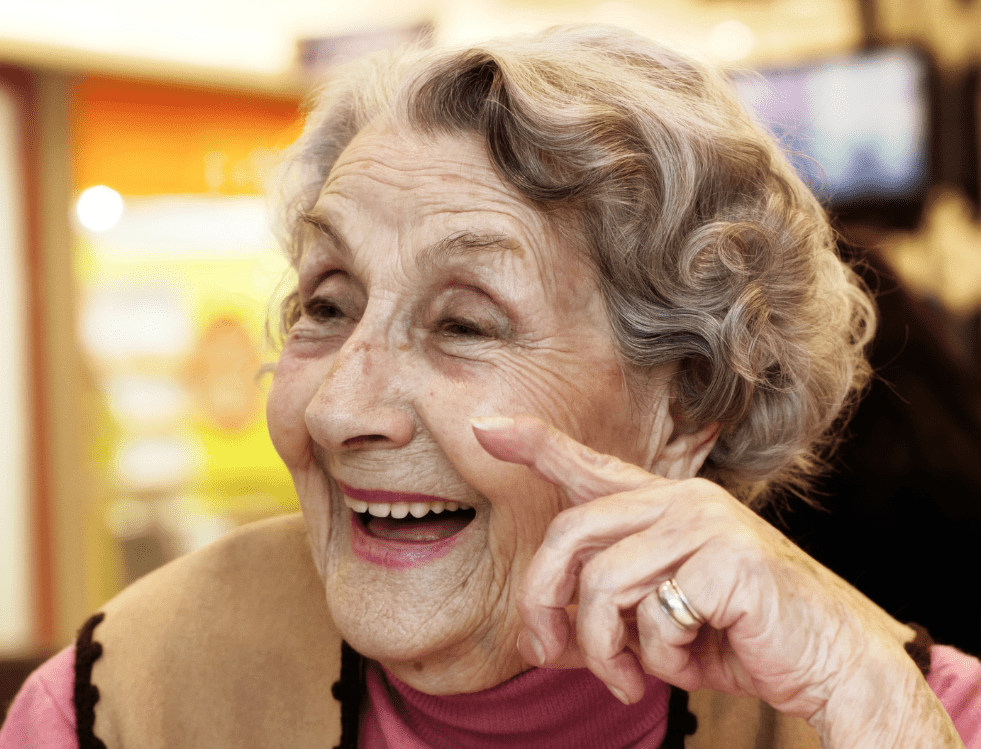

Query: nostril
left=342, top=435, right=388, bottom=449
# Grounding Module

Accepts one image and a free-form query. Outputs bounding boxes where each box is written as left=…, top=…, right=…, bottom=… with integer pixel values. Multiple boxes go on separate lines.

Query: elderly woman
left=3, top=25, right=980, bottom=749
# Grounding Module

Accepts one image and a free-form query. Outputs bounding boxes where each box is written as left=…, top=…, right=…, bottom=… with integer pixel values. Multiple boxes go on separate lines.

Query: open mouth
left=345, top=496, right=477, bottom=543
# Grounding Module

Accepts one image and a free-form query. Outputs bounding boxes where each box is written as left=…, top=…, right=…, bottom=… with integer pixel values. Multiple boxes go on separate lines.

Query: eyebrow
left=299, top=211, right=353, bottom=258
left=418, top=231, right=523, bottom=273
left=299, top=211, right=523, bottom=272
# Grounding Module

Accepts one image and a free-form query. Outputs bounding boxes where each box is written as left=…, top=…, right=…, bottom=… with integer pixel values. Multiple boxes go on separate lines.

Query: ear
left=650, top=402, right=720, bottom=480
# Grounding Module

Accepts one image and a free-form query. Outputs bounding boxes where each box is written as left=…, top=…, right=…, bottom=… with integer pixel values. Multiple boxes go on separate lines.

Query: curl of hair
left=274, top=25, right=876, bottom=507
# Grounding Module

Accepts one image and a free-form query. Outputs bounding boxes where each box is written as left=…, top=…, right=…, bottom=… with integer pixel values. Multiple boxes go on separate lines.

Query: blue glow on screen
left=735, top=50, right=929, bottom=204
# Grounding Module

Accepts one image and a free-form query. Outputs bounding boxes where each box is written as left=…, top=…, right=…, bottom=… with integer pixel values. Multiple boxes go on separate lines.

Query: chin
left=318, top=505, right=504, bottom=666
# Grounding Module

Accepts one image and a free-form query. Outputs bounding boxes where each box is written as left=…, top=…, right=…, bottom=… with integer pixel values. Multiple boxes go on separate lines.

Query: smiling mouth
left=345, top=497, right=477, bottom=542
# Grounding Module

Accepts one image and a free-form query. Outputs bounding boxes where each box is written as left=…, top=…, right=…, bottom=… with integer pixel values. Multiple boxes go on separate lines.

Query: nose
left=304, top=327, right=415, bottom=453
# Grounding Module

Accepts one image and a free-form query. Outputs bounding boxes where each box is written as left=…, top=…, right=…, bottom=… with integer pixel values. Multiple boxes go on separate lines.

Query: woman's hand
left=471, top=415, right=964, bottom=748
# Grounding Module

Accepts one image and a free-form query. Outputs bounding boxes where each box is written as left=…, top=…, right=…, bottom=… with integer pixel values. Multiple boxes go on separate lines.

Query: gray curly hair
left=274, top=24, right=876, bottom=507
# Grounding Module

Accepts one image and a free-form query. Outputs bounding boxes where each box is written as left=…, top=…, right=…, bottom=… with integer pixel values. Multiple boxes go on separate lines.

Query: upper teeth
left=343, top=497, right=465, bottom=518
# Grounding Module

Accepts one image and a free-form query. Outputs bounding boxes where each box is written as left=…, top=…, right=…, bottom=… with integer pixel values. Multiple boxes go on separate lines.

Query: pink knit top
left=3, top=643, right=981, bottom=747
left=361, top=660, right=670, bottom=748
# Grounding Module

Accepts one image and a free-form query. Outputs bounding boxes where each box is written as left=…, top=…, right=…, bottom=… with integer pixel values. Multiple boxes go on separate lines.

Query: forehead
left=322, top=121, right=516, bottom=203
left=299, top=123, right=565, bottom=272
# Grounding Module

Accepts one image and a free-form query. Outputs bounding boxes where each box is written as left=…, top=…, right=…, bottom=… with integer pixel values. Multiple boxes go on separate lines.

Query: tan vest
left=88, top=515, right=822, bottom=749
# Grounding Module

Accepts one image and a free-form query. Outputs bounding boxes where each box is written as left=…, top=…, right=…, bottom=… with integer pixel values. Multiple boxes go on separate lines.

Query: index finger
left=470, top=414, right=662, bottom=505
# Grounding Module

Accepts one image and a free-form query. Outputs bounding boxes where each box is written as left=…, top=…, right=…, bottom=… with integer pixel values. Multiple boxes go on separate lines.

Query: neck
left=365, top=660, right=671, bottom=749
left=380, top=645, right=531, bottom=696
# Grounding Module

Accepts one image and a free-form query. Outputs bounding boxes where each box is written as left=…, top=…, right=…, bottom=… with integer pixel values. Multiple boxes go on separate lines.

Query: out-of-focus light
left=80, top=284, right=193, bottom=361
left=105, top=375, right=189, bottom=428
left=114, top=435, right=202, bottom=492
left=76, top=185, right=124, bottom=232
left=708, top=20, right=755, bottom=61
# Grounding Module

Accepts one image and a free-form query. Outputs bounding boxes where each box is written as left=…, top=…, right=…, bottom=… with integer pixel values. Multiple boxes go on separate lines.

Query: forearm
left=810, top=632, right=964, bottom=749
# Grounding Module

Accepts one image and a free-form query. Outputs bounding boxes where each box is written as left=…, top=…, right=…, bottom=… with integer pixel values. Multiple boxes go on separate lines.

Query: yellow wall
left=71, top=76, right=304, bottom=610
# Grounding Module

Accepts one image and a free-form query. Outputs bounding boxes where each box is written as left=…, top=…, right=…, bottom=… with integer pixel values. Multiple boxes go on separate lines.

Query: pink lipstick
left=336, top=480, right=473, bottom=569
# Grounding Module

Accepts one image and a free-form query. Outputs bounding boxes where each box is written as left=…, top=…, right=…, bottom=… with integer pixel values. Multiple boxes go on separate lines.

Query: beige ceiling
left=0, top=0, right=861, bottom=91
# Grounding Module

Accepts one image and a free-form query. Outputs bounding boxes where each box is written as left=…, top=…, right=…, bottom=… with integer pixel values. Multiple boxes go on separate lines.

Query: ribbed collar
left=362, top=660, right=670, bottom=749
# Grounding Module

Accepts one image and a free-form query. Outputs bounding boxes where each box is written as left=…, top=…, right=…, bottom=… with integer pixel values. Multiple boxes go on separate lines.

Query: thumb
left=516, top=606, right=590, bottom=671
left=470, top=415, right=660, bottom=505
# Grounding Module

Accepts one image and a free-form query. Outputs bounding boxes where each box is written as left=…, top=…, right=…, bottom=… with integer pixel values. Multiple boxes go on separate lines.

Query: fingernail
left=470, top=416, right=515, bottom=432
left=609, top=685, right=631, bottom=705
left=522, top=631, right=547, bottom=666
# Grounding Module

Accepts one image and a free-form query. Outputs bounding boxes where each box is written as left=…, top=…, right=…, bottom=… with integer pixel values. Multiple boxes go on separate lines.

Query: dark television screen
left=735, top=48, right=930, bottom=227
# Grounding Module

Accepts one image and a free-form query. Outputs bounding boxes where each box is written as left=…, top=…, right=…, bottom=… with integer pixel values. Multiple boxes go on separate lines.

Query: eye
left=438, top=316, right=488, bottom=338
left=303, top=296, right=346, bottom=322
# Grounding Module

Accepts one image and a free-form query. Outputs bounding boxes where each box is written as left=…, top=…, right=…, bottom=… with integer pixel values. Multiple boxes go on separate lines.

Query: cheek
left=479, top=350, right=628, bottom=441
left=416, top=368, right=582, bottom=548
left=266, top=355, right=321, bottom=467
left=418, top=349, right=650, bottom=547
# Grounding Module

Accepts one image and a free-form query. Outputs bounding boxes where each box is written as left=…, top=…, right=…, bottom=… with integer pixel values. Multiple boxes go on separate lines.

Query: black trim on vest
left=660, top=686, right=697, bottom=749
left=331, top=640, right=364, bottom=749
left=74, top=612, right=107, bottom=749
left=66, top=616, right=932, bottom=748
left=905, top=622, right=935, bottom=678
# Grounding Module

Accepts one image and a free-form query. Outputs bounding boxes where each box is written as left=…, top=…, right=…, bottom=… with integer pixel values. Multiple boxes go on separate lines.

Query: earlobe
left=650, top=405, right=720, bottom=480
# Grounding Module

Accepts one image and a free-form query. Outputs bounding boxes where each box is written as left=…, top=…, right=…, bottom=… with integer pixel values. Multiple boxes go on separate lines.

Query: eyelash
left=299, top=298, right=498, bottom=342
left=438, top=316, right=489, bottom=339
left=303, top=297, right=346, bottom=322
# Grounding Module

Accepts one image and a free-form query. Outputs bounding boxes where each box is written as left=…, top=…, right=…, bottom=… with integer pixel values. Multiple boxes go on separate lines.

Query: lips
left=336, top=480, right=477, bottom=568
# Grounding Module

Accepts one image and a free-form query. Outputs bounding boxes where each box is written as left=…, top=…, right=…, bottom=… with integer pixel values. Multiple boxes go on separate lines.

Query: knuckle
left=516, top=578, right=552, bottom=619
left=546, top=505, right=585, bottom=541
left=577, top=556, right=615, bottom=601
left=680, top=486, right=748, bottom=534
left=580, top=649, right=612, bottom=677
left=576, top=442, right=622, bottom=473
left=577, top=554, right=602, bottom=587
left=681, top=479, right=736, bottom=514
left=688, top=476, right=721, bottom=494
left=576, top=620, right=616, bottom=664
left=635, top=595, right=661, bottom=636
left=713, top=533, right=772, bottom=587
left=515, top=590, right=536, bottom=619
left=637, top=644, right=663, bottom=675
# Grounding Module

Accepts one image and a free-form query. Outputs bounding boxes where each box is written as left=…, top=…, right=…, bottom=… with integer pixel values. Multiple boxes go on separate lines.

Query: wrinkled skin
left=267, top=122, right=703, bottom=694
left=268, top=124, right=963, bottom=747
left=473, top=417, right=963, bottom=748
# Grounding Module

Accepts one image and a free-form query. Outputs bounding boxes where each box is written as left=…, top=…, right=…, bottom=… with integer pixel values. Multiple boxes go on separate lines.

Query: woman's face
left=267, top=123, right=675, bottom=694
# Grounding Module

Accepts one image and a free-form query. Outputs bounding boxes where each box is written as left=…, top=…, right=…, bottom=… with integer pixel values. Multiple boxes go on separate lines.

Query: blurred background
left=1, top=0, right=980, bottom=707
